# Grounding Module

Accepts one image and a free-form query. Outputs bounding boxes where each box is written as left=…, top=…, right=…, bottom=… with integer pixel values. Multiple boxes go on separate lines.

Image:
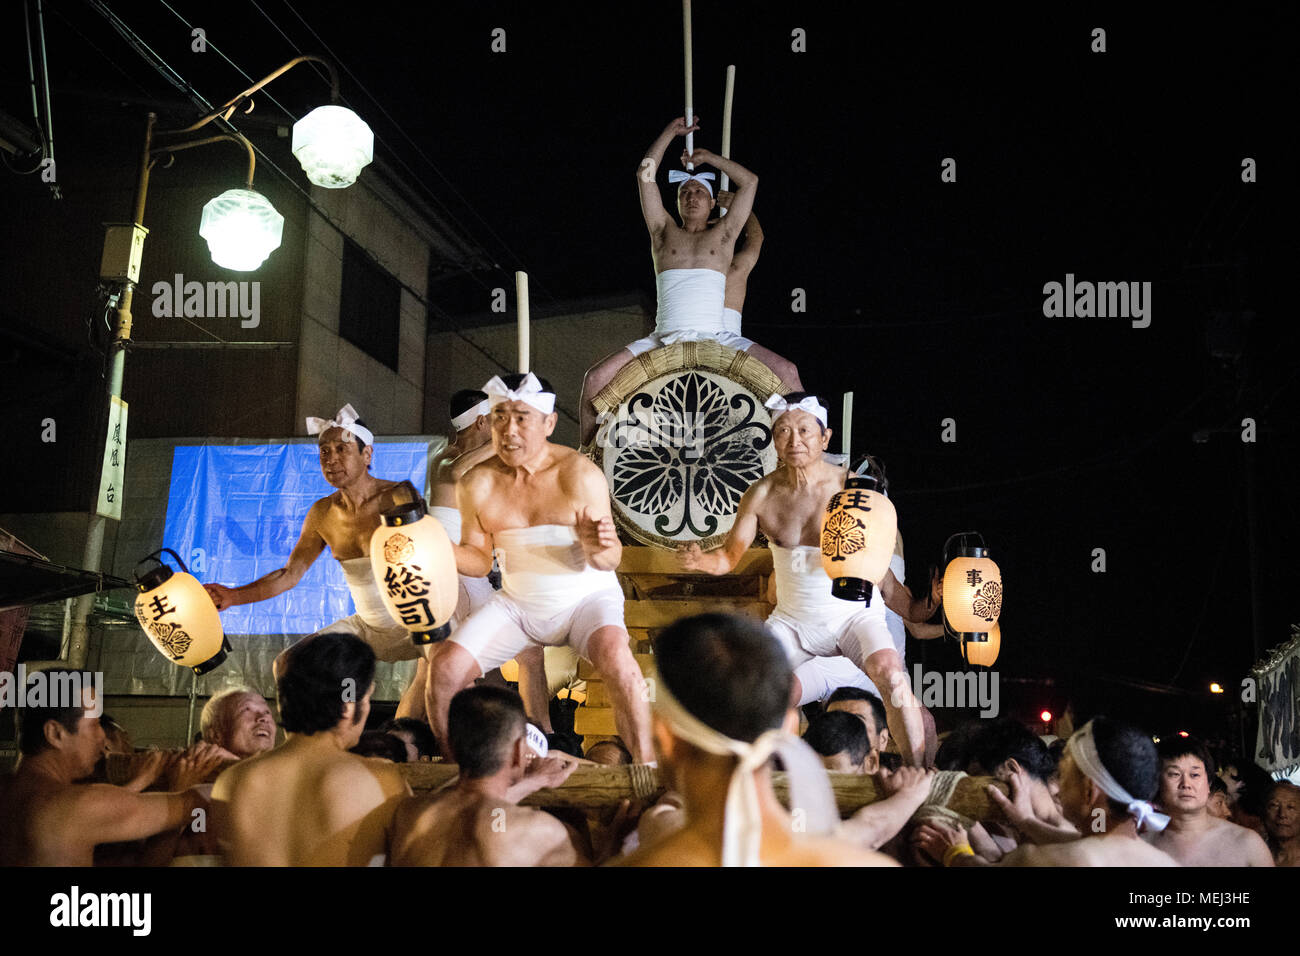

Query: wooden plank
left=619, top=546, right=772, bottom=576
left=574, top=706, right=618, bottom=735
left=625, top=598, right=769, bottom=629
left=399, top=762, right=1010, bottom=820
left=584, top=680, right=611, bottom=709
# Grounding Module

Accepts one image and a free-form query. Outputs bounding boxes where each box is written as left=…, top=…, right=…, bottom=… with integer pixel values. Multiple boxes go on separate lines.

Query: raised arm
left=677, top=481, right=762, bottom=575
left=682, top=147, right=757, bottom=232
left=639, top=116, right=698, bottom=235
left=573, top=458, right=621, bottom=572
left=204, top=501, right=328, bottom=610
left=454, top=469, right=495, bottom=578
left=732, top=210, right=763, bottom=274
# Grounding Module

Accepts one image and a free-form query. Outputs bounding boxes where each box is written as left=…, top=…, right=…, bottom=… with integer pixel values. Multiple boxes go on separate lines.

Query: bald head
left=201, top=689, right=276, bottom=757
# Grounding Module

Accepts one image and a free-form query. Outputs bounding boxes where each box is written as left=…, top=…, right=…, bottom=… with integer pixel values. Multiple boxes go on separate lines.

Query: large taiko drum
left=589, top=341, right=785, bottom=550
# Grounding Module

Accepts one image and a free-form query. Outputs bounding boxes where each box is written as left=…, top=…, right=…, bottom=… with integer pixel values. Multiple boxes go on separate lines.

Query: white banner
left=96, top=396, right=128, bottom=521
left=1253, top=628, right=1300, bottom=774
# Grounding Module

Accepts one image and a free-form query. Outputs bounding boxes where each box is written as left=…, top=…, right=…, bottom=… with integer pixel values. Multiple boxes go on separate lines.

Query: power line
left=85, top=1, right=573, bottom=419
left=275, top=0, right=556, bottom=302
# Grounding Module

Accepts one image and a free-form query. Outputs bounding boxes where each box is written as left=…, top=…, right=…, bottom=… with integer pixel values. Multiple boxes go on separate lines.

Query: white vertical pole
left=683, top=0, right=694, bottom=169
left=842, top=391, right=854, bottom=458
left=515, top=271, right=529, bottom=373
left=719, top=64, right=735, bottom=208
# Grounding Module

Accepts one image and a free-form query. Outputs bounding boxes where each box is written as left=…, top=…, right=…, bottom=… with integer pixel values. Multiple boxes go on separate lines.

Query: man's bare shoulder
left=320, top=753, right=407, bottom=794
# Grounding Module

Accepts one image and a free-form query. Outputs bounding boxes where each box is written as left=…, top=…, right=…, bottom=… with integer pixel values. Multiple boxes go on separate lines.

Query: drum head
left=590, top=341, right=784, bottom=550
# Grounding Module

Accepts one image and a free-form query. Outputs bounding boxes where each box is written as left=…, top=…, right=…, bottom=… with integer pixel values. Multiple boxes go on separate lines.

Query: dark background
left=1, top=2, right=1294, bottom=741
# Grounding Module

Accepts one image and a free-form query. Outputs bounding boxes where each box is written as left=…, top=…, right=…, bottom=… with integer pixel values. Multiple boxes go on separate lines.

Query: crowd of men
left=3, top=619, right=1297, bottom=867
left=3, top=117, right=1295, bottom=869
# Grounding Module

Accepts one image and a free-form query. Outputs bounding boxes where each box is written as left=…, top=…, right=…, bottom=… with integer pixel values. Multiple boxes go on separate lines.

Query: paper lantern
left=964, top=622, right=1001, bottom=667
left=291, top=105, right=374, bottom=188
left=133, top=549, right=230, bottom=674
left=942, top=535, right=1002, bottom=640
left=820, top=474, right=897, bottom=602
left=370, top=490, right=459, bottom=645
left=199, top=188, right=284, bottom=271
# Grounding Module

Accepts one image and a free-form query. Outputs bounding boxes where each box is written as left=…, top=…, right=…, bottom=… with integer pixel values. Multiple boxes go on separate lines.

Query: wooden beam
left=399, top=763, right=1009, bottom=821
left=619, top=546, right=772, bottom=576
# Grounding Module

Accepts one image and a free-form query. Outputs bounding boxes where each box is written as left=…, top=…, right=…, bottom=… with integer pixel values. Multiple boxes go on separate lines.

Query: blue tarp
left=161, top=443, right=429, bottom=636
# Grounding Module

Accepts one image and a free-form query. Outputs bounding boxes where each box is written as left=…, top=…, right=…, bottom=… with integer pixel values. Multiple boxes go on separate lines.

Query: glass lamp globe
left=199, top=188, right=284, bottom=271
left=292, top=105, right=374, bottom=188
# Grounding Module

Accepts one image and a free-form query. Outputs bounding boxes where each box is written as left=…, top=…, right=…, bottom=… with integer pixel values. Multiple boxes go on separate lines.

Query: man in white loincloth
left=423, top=387, right=571, bottom=729
left=203, top=403, right=428, bottom=717
left=427, top=372, right=653, bottom=762
left=678, top=393, right=932, bottom=765
left=578, top=115, right=798, bottom=446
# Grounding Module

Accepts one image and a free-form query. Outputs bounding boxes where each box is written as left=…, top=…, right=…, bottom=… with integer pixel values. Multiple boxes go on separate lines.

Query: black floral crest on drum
left=609, top=371, right=771, bottom=538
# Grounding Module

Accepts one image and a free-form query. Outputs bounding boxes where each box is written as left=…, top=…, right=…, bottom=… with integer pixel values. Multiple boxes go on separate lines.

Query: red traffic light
left=1040, top=710, right=1053, bottom=723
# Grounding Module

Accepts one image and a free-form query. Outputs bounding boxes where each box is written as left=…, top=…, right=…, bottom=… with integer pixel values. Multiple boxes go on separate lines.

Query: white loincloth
left=764, top=543, right=894, bottom=676
left=450, top=524, right=625, bottom=673
left=627, top=268, right=753, bottom=355
left=792, top=553, right=910, bottom=705
left=319, top=557, right=419, bottom=662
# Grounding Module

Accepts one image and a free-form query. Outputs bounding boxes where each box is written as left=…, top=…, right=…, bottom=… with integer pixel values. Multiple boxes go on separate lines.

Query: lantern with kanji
left=942, top=532, right=1002, bottom=642
left=964, top=622, right=1002, bottom=667
left=133, top=549, right=230, bottom=674
left=820, top=474, right=897, bottom=603
left=369, top=484, right=459, bottom=645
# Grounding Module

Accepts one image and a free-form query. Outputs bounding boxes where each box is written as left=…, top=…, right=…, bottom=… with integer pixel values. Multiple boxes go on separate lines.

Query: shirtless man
left=0, top=676, right=215, bottom=865
left=915, top=717, right=1180, bottom=867
left=615, top=612, right=896, bottom=867
left=579, top=116, right=792, bottom=446
left=1146, top=737, right=1273, bottom=866
left=200, top=687, right=276, bottom=759
left=427, top=388, right=569, bottom=737
left=203, top=404, right=426, bottom=718
left=678, top=393, right=932, bottom=765
left=713, top=189, right=801, bottom=392
left=427, top=372, right=652, bottom=762
left=389, top=685, right=587, bottom=866
left=211, top=632, right=409, bottom=866
left=1263, top=781, right=1300, bottom=866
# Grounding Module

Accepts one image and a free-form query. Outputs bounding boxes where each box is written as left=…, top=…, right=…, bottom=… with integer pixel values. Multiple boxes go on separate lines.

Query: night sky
left=4, top=2, right=1295, bottom=734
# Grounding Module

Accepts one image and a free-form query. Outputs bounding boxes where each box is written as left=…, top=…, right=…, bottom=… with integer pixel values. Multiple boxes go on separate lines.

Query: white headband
left=482, top=372, right=556, bottom=415
left=525, top=723, right=549, bottom=759
left=652, top=669, right=838, bottom=866
left=764, top=393, right=828, bottom=429
left=306, top=403, right=374, bottom=447
left=1066, top=720, right=1169, bottom=832
left=450, top=398, right=490, bottom=432
left=668, top=168, right=716, bottom=198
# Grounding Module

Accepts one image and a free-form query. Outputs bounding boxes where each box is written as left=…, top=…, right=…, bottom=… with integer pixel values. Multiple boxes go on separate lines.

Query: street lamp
left=292, top=104, right=374, bottom=188
left=199, top=188, right=284, bottom=271
left=63, top=56, right=373, bottom=679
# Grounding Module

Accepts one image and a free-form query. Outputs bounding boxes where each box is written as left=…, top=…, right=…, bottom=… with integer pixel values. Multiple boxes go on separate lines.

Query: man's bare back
left=1146, top=816, right=1274, bottom=866
left=390, top=788, right=584, bottom=866
left=1005, top=833, right=1180, bottom=867
left=617, top=814, right=896, bottom=867
left=212, top=737, right=409, bottom=866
